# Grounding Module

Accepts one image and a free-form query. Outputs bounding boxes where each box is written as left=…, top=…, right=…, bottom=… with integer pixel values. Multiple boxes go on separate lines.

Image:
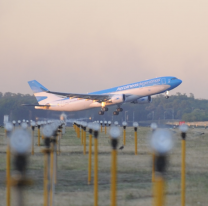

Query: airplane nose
left=178, top=79, right=182, bottom=85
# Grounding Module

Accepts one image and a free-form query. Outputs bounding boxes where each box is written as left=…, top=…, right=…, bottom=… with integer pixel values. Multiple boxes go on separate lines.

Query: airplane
left=24, top=76, right=182, bottom=115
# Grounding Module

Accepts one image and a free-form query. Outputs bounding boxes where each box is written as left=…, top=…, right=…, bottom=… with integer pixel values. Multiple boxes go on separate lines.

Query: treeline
left=0, top=92, right=56, bottom=124
left=0, top=92, right=207, bottom=124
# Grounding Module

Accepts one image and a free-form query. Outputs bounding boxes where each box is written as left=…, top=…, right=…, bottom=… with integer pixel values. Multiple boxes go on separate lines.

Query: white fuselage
left=35, top=84, right=170, bottom=111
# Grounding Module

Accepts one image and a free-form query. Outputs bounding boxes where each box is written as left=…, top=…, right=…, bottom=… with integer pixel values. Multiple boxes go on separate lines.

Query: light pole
left=109, top=126, right=121, bottom=206
left=179, top=124, right=188, bottom=206
left=122, top=121, right=127, bottom=145
left=133, top=122, right=139, bottom=155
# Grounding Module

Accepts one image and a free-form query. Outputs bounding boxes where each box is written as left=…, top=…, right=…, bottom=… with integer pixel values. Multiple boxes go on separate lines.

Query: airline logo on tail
left=28, top=80, right=62, bottom=105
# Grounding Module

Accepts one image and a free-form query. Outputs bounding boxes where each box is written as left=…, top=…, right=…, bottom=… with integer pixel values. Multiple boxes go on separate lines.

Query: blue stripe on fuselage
left=90, top=77, right=164, bottom=95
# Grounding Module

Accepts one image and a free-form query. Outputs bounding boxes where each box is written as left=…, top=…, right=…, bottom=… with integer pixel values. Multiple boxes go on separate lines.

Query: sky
left=0, top=0, right=208, bottom=98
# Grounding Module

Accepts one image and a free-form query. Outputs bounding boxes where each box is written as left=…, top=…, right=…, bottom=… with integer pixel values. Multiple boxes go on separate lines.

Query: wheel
left=165, top=96, right=169, bottom=99
left=101, top=107, right=108, bottom=112
left=98, top=111, right=104, bottom=115
left=116, top=108, right=123, bottom=112
left=113, top=111, right=119, bottom=115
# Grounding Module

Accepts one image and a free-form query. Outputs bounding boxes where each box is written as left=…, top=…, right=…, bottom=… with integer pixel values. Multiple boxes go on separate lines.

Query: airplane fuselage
left=35, top=76, right=182, bottom=111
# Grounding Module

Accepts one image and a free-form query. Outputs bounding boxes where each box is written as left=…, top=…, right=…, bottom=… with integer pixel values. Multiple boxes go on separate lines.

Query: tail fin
left=28, top=80, right=62, bottom=104
left=28, top=80, right=49, bottom=93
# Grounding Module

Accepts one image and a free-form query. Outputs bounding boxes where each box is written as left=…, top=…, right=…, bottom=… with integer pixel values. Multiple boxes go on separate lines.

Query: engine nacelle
left=132, top=96, right=152, bottom=104
left=110, top=94, right=125, bottom=104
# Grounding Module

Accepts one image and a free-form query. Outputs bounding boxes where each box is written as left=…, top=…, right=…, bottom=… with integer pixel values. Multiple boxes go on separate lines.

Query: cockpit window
left=171, top=78, right=177, bottom=80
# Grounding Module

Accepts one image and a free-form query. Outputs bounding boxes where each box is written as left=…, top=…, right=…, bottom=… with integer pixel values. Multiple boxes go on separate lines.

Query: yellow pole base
left=134, top=131, right=137, bottom=155
left=6, top=145, right=11, bottom=206
left=94, top=138, right=98, bottom=206
left=88, top=134, right=92, bottom=184
left=152, top=153, right=155, bottom=182
left=111, top=150, right=117, bottom=206
left=153, top=176, right=165, bottom=206
left=181, top=139, right=186, bottom=206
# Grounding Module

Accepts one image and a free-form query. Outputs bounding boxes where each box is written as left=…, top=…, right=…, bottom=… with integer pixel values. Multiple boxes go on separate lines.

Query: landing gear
left=101, top=107, right=108, bottom=111
left=98, top=111, right=104, bottom=115
left=116, top=108, right=123, bottom=112
left=113, top=111, right=119, bottom=115
left=165, top=91, right=169, bottom=99
left=99, top=107, right=108, bottom=115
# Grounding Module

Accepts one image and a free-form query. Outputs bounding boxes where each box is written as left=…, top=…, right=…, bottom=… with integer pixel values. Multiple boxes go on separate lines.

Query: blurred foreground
left=0, top=126, right=208, bottom=206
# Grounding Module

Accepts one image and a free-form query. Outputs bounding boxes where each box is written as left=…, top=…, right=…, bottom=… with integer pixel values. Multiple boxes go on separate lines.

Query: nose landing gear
left=165, top=91, right=170, bottom=99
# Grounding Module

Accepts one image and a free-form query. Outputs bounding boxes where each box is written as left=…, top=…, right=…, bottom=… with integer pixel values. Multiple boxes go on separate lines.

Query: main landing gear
left=98, top=107, right=108, bottom=115
left=113, top=107, right=123, bottom=115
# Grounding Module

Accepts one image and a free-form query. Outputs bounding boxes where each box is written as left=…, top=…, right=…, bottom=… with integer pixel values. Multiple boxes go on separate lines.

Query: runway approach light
left=109, top=126, right=121, bottom=139
left=12, top=121, right=16, bottom=127
left=92, top=123, right=100, bottom=132
left=88, top=122, right=93, bottom=130
left=150, top=123, right=157, bottom=130
left=150, top=129, right=173, bottom=154
left=21, top=122, right=28, bottom=130
left=122, top=121, right=127, bottom=127
left=133, top=122, right=139, bottom=128
left=179, top=124, right=188, bottom=133
left=83, top=122, right=87, bottom=128
left=114, top=121, right=118, bottom=126
left=5, top=122, right=13, bottom=132
left=42, top=125, right=53, bottom=137
left=10, top=129, right=31, bottom=154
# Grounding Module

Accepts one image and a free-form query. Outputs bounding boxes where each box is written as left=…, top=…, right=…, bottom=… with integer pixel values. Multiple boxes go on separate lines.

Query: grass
left=0, top=126, right=208, bottom=205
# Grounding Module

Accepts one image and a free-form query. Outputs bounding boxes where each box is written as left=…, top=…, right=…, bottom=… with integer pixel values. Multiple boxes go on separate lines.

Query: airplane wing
left=22, top=104, right=50, bottom=107
left=47, top=91, right=113, bottom=102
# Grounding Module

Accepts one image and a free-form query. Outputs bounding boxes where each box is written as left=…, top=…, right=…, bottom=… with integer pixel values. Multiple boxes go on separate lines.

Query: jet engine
left=110, top=94, right=125, bottom=104
left=131, top=96, right=152, bottom=104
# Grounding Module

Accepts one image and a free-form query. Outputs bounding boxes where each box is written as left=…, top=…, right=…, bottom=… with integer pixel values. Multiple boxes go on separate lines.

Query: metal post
left=6, top=144, right=11, bottom=206
left=181, top=138, right=186, bottom=206
left=78, top=125, right=80, bottom=138
left=93, top=126, right=99, bottom=206
left=31, top=127, right=35, bottom=155
left=84, top=128, right=86, bottom=155
left=88, top=131, right=92, bottom=184
left=94, top=137, right=98, bottom=206
left=134, top=130, right=137, bottom=155
left=50, top=143, right=54, bottom=206
left=152, top=153, right=155, bottom=182
left=123, top=128, right=126, bottom=145
left=38, top=125, right=41, bottom=146
left=81, top=126, right=84, bottom=144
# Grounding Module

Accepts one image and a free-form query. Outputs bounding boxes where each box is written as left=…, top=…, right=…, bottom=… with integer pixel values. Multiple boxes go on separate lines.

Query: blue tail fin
left=28, top=80, right=49, bottom=93
left=28, top=80, right=62, bottom=104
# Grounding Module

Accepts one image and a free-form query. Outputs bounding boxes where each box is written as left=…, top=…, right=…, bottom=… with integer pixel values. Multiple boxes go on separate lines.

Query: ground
left=0, top=125, right=208, bottom=206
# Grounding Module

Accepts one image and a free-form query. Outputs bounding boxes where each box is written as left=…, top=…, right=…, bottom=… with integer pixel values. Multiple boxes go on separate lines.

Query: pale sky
left=0, top=0, right=208, bottom=98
